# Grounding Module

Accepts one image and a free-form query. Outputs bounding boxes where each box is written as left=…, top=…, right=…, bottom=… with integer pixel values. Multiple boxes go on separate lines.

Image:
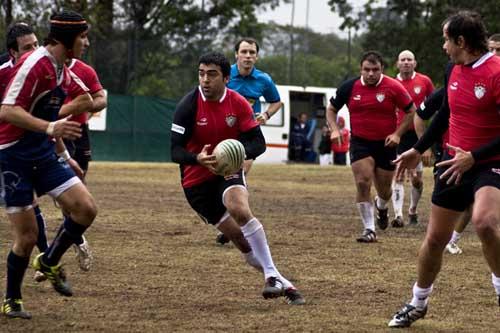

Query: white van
left=256, top=85, right=350, bottom=164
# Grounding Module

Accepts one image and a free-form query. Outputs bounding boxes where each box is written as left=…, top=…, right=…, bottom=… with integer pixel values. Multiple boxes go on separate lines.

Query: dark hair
left=234, top=37, right=260, bottom=53
left=360, top=50, right=385, bottom=67
left=489, top=33, right=500, bottom=42
left=6, top=22, right=34, bottom=52
left=443, top=11, right=488, bottom=53
left=46, top=10, right=88, bottom=49
left=198, top=52, right=231, bottom=78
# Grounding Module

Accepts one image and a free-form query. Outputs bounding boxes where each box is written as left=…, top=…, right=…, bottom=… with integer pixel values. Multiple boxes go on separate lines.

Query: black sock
left=34, top=205, right=49, bottom=252
left=60, top=214, right=85, bottom=245
left=6, top=251, right=30, bottom=300
left=43, top=217, right=88, bottom=266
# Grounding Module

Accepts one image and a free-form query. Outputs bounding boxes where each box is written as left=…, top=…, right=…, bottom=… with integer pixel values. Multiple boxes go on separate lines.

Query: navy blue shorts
left=432, top=158, right=500, bottom=212
left=0, top=153, right=78, bottom=208
left=350, top=136, right=397, bottom=171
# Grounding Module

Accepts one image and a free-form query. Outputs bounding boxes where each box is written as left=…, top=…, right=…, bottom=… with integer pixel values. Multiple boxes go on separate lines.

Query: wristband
left=46, top=122, right=55, bottom=136
left=58, top=150, right=71, bottom=161
left=264, top=111, right=271, bottom=119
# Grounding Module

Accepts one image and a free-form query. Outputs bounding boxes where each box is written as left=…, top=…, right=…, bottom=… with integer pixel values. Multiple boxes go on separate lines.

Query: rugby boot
left=284, top=287, right=306, bottom=305
left=262, top=276, right=284, bottom=299
left=391, top=216, right=404, bottom=228
left=356, top=229, right=377, bottom=243
left=388, top=303, right=427, bottom=328
left=1, top=298, right=32, bottom=319
left=33, top=253, right=73, bottom=296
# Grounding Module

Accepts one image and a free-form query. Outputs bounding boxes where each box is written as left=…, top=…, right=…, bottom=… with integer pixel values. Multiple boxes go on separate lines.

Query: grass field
left=0, top=162, right=498, bottom=332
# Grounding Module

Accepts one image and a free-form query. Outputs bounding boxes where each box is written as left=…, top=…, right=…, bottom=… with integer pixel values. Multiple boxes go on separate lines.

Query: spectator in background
left=318, top=125, right=332, bottom=166
left=331, top=116, right=349, bottom=165
left=290, top=112, right=312, bottom=162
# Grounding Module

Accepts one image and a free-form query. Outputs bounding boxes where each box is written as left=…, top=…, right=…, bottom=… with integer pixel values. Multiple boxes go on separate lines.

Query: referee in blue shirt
left=216, top=38, right=283, bottom=246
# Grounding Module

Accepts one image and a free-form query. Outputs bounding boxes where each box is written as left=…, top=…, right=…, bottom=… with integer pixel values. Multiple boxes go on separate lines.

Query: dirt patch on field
left=0, top=163, right=495, bottom=332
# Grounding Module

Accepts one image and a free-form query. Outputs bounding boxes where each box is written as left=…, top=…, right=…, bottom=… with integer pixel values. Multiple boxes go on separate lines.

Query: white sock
left=392, top=182, right=404, bottom=218
left=409, top=185, right=423, bottom=214
left=376, top=196, right=389, bottom=210
left=243, top=251, right=263, bottom=272
left=492, top=273, right=500, bottom=296
left=241, top=218, right=279, bottom=280
left=410, top=283, right=433, bottom=309
left=357, top=202, right=375, bottom=232
left=449, top=231, right=461, bottom=244
left=242, top=251, right=294, bottom=289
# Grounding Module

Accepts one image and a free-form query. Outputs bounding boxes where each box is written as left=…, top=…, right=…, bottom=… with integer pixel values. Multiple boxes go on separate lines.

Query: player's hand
left=393, top=148, right=420, bottom=182
left=47, top=118, right=82, bottom=140
left=67, top=158, right=84, bottom=180
left=385, top=133, right=400, bottom=147
left=435, top=143, right=475, bottom=185
left=197, top=144, right=217, bottom=173
left=421, top=149, right=433, bottom=167
left=330, top=128, right=342, bottom=145
left=255, top=112, right=268, bottom=125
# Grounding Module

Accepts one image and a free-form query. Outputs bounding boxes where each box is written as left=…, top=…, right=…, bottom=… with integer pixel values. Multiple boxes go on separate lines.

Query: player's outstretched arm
left=393, top=148, right=421, bottom=182
left=0, top=104, right=81, bottom=139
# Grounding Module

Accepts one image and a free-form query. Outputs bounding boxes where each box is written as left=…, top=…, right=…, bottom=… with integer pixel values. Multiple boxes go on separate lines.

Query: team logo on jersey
left=450, top=82, right=458, bottom=90
left=474, top=83, right=486, bottom=99
left=353, top=94, right=361, bottom=101
left=225, top=115, right=237, bottom=127
left=413, top=86, right=422, bottom=95
left=197, top=117, right=208, bottom=126
left=376, top=93, right=385, bottom=103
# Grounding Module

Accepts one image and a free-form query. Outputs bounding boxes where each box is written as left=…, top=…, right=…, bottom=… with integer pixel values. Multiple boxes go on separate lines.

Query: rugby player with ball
left=170, top=52, right=305, bottom=305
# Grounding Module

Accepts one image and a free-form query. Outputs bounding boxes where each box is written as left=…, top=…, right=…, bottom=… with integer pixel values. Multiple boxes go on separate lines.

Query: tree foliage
left=329, top=0, right=500, bottom=86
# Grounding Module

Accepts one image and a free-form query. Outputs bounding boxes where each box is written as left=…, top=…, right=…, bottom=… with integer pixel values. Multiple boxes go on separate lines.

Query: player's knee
left=473, top=212, right=500, bottom=240
left=227, top=207, right=252, bottom=225
left=72, top=195, right=98, bottom=224
left=355, top=178, right=371, bottom=194
left=424, top=232, right=449, bottom=251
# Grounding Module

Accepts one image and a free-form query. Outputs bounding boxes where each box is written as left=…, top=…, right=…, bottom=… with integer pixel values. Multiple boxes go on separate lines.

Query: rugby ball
left=213, top=139, right=246, bottom=176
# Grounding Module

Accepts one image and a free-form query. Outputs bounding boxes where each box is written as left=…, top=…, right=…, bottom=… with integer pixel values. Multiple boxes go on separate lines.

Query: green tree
left=329, top=0, right=500, bottom=86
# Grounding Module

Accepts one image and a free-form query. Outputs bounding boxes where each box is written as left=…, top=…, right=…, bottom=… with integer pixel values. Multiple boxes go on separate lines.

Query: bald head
left=488, top=34, right=500, bottom=56
left=397, top=50, right=416, bottom=78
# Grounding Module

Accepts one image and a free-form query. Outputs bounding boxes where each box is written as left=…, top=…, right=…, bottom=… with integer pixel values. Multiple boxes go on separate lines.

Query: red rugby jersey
left=0, top=58, right=14, bottom=98
left=0, top=47, right=87, bottom=146
left=66, top=59, right=103, bottom=124
left=331, top=75, right=413, bottom=140
left=177, top=87, right=258, bottom=188
left=396, top=72, right=434, bottom=129
left=447, top=53, right=500, bottom=162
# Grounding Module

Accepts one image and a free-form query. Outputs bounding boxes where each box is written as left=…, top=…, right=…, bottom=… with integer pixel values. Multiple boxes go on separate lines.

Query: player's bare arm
left=256, top=101, right=283, bottom=124
left=386, top=104, right=416, bottom=147
left=90, top=89, right=107, bottom=113
left=326, top=103, right=341, bottom=144
left=0, top=104, right=82, bottom=139
left=55, top=137, right=84, bottom=179
left=58, top=92, right=93, bottom=118
left=414, top=113, right=433, bottom=166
